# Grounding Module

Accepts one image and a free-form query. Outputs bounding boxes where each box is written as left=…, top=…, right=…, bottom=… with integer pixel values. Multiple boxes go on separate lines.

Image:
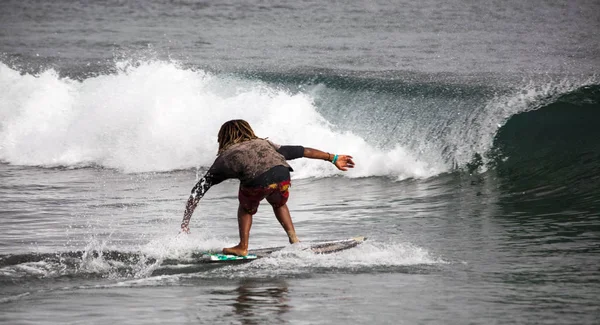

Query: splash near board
left=201, top=236, right=366, bottom=263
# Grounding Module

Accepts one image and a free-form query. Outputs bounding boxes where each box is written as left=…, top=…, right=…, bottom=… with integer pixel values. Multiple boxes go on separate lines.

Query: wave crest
left=0, top=60, right=436, bottom=179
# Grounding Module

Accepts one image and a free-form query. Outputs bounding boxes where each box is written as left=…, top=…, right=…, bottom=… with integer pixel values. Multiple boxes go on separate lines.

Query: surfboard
left=201, top=236, right=366, bottom=263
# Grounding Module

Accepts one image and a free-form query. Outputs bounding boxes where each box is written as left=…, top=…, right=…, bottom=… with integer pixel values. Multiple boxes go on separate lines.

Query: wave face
left=491, top=85, right=600, bottom=210
left=1, top=60, right=598, bottom=181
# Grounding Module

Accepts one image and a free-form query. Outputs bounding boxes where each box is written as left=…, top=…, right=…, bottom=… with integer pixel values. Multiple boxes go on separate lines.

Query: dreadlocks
left=217, top=119, right=259, bottom=155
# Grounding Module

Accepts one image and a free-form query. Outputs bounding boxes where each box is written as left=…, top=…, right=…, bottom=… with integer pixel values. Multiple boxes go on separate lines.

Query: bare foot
left=287, top=230, right=300, bottom=244
left=223, top=244, right=248, bottom=257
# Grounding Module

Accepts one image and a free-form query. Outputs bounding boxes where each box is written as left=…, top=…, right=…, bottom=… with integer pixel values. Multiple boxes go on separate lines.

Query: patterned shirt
left=181, top=139, right=304, bottom=229
left=207, top=138, right=297, bottom=185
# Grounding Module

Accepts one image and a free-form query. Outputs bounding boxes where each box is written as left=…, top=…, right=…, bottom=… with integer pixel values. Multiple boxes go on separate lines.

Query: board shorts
left=238, top=165, right=291, bottom=215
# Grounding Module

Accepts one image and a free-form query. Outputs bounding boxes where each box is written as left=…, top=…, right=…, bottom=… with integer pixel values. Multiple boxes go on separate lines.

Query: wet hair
left=217, top=119, right=259, bottom=155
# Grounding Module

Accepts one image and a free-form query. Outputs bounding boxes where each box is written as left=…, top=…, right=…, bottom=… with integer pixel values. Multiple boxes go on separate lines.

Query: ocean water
left=1, top=1, right=599, bottom=324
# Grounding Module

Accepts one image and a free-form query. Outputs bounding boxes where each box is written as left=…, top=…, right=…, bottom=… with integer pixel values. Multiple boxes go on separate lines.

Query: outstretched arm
left=303, top=147, right=355, bottom=171
left=180, top=174, right=215, bottom=233
left=273, top=142, right=354, bottom=171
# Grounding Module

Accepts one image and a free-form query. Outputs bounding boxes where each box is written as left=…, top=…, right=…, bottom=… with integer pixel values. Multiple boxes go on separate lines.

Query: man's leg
left=272, top=204, right=299, bottom=244
left=223, top=205, right=253, bottom=256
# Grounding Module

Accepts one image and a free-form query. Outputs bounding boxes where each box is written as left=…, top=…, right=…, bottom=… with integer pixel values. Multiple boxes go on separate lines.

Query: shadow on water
left=208, top=279, right=290, bottom=325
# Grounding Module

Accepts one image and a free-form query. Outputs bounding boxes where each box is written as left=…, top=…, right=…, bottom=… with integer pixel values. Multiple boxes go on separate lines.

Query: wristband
left=332, top=154, right=339, bottom=164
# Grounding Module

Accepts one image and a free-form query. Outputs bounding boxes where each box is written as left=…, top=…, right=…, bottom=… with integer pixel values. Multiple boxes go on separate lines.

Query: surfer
left=180, top=119, right=355, bottom=256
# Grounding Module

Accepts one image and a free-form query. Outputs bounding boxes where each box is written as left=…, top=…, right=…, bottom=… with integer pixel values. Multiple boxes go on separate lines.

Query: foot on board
left=222, top=245, right=248, bottom=257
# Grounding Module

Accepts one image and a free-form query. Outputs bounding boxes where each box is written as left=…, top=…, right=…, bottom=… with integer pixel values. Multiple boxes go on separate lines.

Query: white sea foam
left=0, top=61, right=438, bottom=179
left=2, top=61, right=593, bottom=178
left=0, top=261, right=54, bottom=278
left=250, top=240, right=444, bottom=269
left=128, top=230, right=446, bottom=277
left=139, top=232, right=231, bottom=259
left=168, top=239, right=447, bottom=279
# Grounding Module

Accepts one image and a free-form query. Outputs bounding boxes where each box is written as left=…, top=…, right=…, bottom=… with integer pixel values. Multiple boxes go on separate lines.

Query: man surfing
left=181, top=119, right=355, bottom=256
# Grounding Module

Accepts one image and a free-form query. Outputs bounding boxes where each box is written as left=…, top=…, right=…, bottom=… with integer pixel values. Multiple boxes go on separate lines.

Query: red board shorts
left=238, top=180, right=291, bottom=215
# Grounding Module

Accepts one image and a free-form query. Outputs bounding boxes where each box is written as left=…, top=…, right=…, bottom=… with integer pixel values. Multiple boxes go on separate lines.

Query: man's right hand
left=180, top=225, right=190, bottom=234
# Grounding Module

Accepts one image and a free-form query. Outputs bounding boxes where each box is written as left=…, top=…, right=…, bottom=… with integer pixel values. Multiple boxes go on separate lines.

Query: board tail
left=309, top=236, right=366, bottom=254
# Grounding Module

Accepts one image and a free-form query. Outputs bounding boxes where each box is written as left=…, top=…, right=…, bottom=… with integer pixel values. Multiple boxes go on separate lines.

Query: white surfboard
left=201, top=236, right=366, bottom=263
